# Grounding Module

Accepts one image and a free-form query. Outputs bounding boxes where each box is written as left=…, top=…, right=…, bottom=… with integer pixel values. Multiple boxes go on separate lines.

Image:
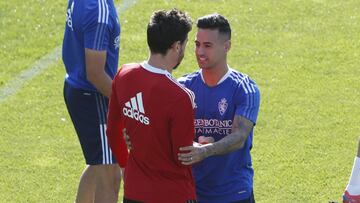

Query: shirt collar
left=199, top=65, right=232, bottom=85
left=141, top=61, right=171, bottom=76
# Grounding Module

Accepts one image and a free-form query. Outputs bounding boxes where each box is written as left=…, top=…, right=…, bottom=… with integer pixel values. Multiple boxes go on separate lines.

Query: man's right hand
left=122, top=128, right=132, bottom=150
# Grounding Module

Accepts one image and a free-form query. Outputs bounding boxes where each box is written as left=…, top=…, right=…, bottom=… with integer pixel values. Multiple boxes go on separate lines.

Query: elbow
left=230, top=142, right=245, bottom=152
left=237, top=142, right=245, bottom=149
left=234, top=135, right=247, bottom=150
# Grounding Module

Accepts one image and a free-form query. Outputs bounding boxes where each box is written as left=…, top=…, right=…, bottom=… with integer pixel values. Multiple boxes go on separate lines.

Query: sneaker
left=343, top=190, right=360, bottom=203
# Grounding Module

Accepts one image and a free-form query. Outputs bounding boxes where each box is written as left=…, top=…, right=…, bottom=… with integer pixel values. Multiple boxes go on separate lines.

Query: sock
left=346, top=157, right=360, bottom=195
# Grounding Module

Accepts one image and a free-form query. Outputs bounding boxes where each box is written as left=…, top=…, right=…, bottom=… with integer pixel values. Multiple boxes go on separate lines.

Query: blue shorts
left=63, top=81, right=117, bottom=165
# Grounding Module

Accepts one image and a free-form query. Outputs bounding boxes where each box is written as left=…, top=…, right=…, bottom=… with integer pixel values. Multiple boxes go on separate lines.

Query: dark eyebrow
left=194, top=40, right=212, bottom=44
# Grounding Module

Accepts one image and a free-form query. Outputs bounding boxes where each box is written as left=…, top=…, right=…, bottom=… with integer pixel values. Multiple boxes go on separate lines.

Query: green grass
left=1, top=0, right=360, bottom=202
left=0, top=0, right=66, bottom=88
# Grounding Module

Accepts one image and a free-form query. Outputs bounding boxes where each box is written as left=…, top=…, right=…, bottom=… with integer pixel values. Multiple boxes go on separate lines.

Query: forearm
left=204, top=132, right=247, bottom=157
left=203, top=116, right=254, bottom=157
left=85, top=48, right=112, bottom=97
left=87, top=71, right=112, bottom=97
left=178, top=116, right=254, bottom=165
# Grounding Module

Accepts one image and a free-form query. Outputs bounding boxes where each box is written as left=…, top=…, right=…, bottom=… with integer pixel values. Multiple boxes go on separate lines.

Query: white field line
left=0, top=0, right=137, bottom=103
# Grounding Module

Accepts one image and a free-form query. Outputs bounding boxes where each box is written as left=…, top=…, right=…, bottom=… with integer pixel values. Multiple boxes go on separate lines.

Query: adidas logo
left=122, top=92, right=150, bottom=125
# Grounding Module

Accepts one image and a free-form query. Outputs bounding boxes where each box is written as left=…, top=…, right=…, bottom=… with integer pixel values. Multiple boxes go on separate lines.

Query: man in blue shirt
left=62, top=0, right=122, bottom=202
left=178, top=14, right=260, bottom=203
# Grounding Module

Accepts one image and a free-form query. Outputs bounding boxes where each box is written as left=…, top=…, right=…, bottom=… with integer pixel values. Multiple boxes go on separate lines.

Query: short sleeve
left=82, top=1, right=111, bottom=51
left=235, top=82, right=260, bottom=125
left=177, top=75, right=187, bottom=86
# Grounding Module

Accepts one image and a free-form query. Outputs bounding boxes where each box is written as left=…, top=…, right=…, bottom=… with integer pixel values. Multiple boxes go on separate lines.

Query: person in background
left=343, top=138, right=360, bottom=203
left=62, top=0, right=127, bottom=202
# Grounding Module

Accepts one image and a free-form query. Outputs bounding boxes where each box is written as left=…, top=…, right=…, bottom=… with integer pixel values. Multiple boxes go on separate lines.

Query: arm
left=179, top=83, right=260, bottom=165
left=82, top=6, right=113, bottom=97
left=178, top=115, right=253, bottom=165
left=106, top=75, right=129, bottom=167
left=205, top=115, right=253, bottom=155
left=85, top=49, right=112, bottom=97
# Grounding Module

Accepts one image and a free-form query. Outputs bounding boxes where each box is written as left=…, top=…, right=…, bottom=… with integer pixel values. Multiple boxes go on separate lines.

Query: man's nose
left=196, top=46, right=204, bottom=55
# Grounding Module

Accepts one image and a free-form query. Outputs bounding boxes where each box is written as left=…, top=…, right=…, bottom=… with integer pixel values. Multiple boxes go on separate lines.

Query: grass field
left=1, top=0, right=360, bottom=202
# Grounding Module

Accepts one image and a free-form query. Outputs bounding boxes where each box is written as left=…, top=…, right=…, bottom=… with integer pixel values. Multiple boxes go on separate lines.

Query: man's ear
left=224, top=40, right=231, bottom=52
left=171, top=41, right=181, bottom=53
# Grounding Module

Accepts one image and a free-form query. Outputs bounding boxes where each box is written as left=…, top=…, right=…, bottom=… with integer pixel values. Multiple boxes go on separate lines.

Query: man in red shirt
left=106, top=9, right=196, bottom=203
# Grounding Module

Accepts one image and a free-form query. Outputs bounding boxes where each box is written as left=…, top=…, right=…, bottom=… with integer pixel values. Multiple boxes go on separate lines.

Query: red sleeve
left=106, top=73, right=129, bottom=167
left=169, top=96, right=195, bottom=167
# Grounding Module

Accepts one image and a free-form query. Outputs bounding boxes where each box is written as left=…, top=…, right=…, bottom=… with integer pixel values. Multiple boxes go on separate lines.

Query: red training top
left=106, top=62, right=196, bottom=203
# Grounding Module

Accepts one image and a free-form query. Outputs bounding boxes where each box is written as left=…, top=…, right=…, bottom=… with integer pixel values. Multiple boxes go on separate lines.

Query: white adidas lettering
left=122, top=92, right=150, bottom=125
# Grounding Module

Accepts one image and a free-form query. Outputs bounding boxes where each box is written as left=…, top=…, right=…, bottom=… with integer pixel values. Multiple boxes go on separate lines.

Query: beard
left=173, top=47, right=185, bottom=70
left=172, top=62, right=180, bottom=70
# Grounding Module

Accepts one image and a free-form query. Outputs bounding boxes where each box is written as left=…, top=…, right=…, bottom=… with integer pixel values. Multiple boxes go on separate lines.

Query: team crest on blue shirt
left=218, top=98, right=228, bottom=116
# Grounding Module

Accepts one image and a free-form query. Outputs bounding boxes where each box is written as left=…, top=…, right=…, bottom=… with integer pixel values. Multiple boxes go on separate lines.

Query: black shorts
left=63, top=81, right=117, bottom=165
left=231, top=190, right=255, bottom=203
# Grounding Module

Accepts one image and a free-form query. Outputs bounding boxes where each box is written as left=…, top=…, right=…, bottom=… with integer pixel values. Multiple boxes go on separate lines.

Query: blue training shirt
left=178, top=67, right=260, bottom=203
left=62, top=0, right=120, bottom=91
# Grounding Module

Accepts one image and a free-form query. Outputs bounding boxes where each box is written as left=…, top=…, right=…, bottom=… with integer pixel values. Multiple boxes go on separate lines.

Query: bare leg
left=75, top=164, right=121, bottom=203
left=94, top=164, right=122, bottom=203
left=75, top=165, right=96, bottom=203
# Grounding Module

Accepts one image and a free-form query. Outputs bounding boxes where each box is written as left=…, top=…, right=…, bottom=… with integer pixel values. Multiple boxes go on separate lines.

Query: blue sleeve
left=82, top=0, right=111, bottom=51
left=235, top=82, right=260, bottom=125
left=177, top=75, right=187, bottom=86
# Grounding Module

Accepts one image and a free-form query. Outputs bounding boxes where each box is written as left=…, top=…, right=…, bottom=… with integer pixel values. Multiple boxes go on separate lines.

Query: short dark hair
left=196, top=14, right=231, bottom=40
left=147, top=9, right=192, bottom=55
